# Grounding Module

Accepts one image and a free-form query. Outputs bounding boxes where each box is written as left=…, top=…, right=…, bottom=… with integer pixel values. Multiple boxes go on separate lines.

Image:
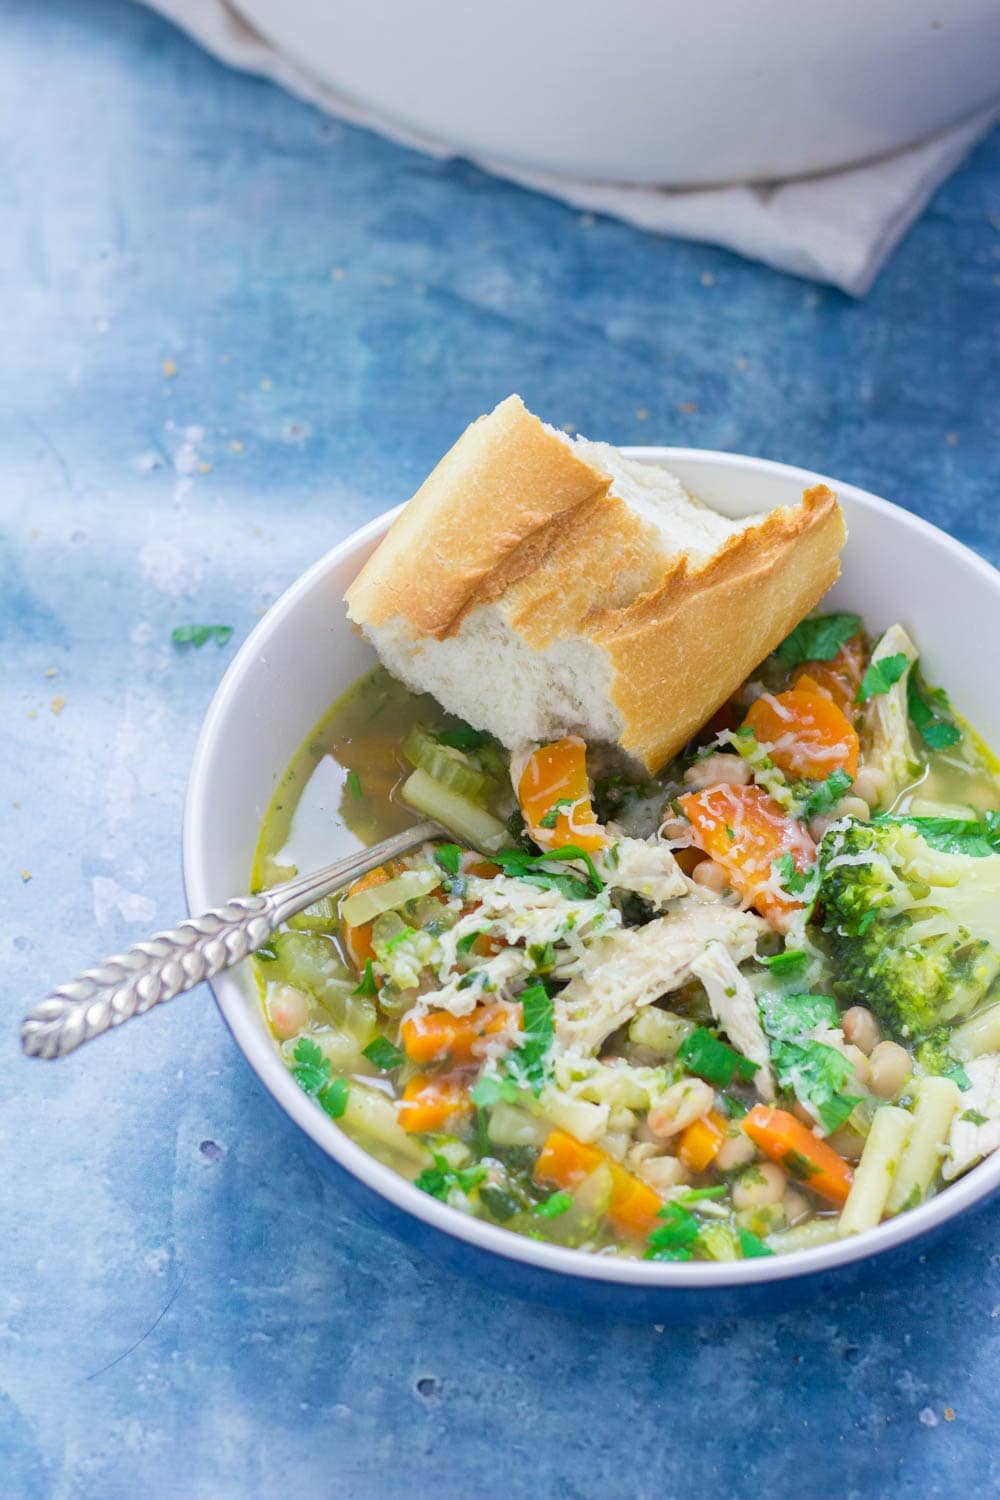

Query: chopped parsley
left=171, top=623, right=234, bottom=648
left=799, top=769, right=852, bottom=820
left=353, top=959, right=379, bottom=997
left=528, top=940, right=556, bottom=973
left=384, top=925, right=417, bottom=952
left=772, top=852, right=817, bottom=897
left=534, top=1191, right=573, bottom=1218
left=759, top=949, right=810, bottom=978
left=435, top=724, right=487, bottom=751
left=346, top=770, right=363, bottom=800
left=873, top=814, right=1000, bottom=859
left=678, top=1027, right=758, bottom=1088
left=908, top=670, right=961, bottom=749
left=415, top=1154, right=488, bottom=1202
left=433, top=842, right=462, bottom=876
left=539, top=798, right=575, bottom=830
left=469, top=1071, right=520, bottom=1108
left=505, top=982, right=554, bottom=1093
left=494, top=844, right=603, bottom=900
left=362, top=1035, right=404, bottom=1071
left=775, top=613, right=861, bottom=668
left=758, top=991, right=839, bottom=1042
left=772, top=1038, right=861, bottom=1133
left=856, top=652, right=908, bottom=703
left=456, top=930, right=484, bottom=956
left=738, top=1228, right=774, bottom=1258
left=254, top=942, right=278, bottom=963
left=291, top=1037, right=350, bottom=1119
left=961, top=1108, right=989, bottom=1126
left=644, top=1202, right=702, bottom=1261
left=945, top=1063, right=972, bottom=1092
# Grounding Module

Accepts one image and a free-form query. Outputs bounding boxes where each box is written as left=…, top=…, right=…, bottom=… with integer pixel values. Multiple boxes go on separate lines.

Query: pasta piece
left=838, top=1105, right=912, bottom=1236
left=951, top=1001, right=1000, bottom=1061
left=885, top=1076, right=961, bottom=1214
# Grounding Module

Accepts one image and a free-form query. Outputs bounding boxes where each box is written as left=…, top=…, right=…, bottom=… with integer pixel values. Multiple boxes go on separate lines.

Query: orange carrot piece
left=742, top=1105, right=853, bottom=1206
left=400, top=1002, right=519, bottom=1066
left=744, top=688, right=859, bottom=781
left=677, top=1110, right=727, bottom=1172
left=679, top=783, right=816, bottom=926
left=793, top=633, right=866, bottom=718
left=397, top=1074, right=472, bottom=1134
left=533, top=1129, right=664, bottom=1239
left=342, top=866, right=390, bottom=969
left=517, top=737, right=606, bottom=852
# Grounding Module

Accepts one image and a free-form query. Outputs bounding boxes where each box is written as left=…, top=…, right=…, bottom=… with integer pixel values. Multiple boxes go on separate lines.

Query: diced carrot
left=397, top=1074, right=472, bottom=1134
left=466, top=859, right=501, bottom=879
left=743, top=688, right=859, bottom=781
left=517, top=737, right=606, bottom=852
left=679, top=783, right=816, bottom=926
left=342, top=865, right=390, bottom=969
left=400, top=1001, right=519, bottom=1066
left=792, top=634, right=866, bottom=718
left=677, top=1110, right=727, bottom=1172
left=533, top=1129, right=664, bottom=1239
left=742, top=1104, right=853, bottom=1206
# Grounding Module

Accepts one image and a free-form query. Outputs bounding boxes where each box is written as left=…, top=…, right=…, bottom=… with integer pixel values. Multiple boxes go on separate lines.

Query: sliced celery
left=403, top=725, right=494, bottom=803
left=401, top=768, right=507, bottom=852
left=339, top=867, right=441, bottom=927
left=270, top=932, right=376, bottom=1045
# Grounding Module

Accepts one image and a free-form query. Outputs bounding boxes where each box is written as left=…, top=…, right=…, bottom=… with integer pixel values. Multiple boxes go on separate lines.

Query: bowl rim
left=183, top=446, right=1000, bottom=1289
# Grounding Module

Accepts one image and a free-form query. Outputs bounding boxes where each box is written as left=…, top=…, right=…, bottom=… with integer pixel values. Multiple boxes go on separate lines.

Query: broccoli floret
left=818, top=819, right=1000, bottom=1040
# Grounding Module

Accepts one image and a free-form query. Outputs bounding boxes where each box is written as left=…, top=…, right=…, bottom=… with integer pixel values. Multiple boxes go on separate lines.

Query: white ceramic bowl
left=234, top=0, right=1000, bottom=186
left=184, top=449, right=1000, bottom=1316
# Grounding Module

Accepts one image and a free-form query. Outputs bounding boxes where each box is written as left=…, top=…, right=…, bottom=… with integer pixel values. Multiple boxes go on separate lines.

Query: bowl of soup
left=183, top=448, right=1000, bottom=1317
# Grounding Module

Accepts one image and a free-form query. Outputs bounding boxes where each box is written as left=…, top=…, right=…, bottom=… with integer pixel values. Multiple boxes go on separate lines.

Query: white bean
left=268, top=983, right=310, bottom=1040
left=638, top=1155, right=690, bottom=1194
left=732, top=1161, right=786, bottom=1211
left=691, top=858, right=730, bottom=893
left=842, top=1005, right=881, bottom=1056
left=647, top=1078, right=715, bottom=1139
left=833, top=795, right=871, bottom=822
left=852, top=765, right=888, bottom=808
left=869, top=1040, right=912, bottom=1098
left=683, top=753, right=751, bottom=790
left=715, top=1130, right=757, bottom=1172
left=783, top=1187, right=811, bottom=1225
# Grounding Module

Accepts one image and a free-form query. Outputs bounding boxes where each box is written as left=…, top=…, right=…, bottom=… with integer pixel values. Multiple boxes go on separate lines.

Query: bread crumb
left=21, top=870, right=31, bottom=883
left=44, top=667, right=57, bottom=678
left=943, top=1407, right=956, bottom=1422
left=700, top=271, right=715, bottom=287
left=677, top=401, right=699, bottom=415
left=162, top=358, right=177, bottom=378
left=197, top=462, right=212, bottom=474
left=946, top=432, right=958, bottom=446
left=50, top=695, right=67, bottom=716
left=230, top=439, right=244, bottom=452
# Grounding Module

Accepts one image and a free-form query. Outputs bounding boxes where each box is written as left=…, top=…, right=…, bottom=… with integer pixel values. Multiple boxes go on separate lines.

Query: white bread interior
left=345, top=396, right=846, bottom=772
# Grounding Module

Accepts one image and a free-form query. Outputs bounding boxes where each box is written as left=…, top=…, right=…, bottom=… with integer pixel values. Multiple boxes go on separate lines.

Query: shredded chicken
left=601, top=836, right=688, bottom=908
left=943, top=1054, right=1000, bottom=1180
left=861, top=623, right=919, bottom=810
left=553, top=904, right=765, bottom=1056
left=690, top=941, right=775, bottom=1099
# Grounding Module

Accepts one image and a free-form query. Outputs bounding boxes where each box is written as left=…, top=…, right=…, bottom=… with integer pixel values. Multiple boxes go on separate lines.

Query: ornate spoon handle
left=21, top=820, right=441, bottom=1060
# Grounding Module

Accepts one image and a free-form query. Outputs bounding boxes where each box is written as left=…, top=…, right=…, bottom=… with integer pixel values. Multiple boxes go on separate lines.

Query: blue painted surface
left=2, top=1, right=1000, bottom=1494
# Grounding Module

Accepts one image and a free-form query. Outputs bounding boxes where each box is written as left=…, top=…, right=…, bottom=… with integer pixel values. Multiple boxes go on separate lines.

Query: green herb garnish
left=291, top=1037, right=350, bottom=1119
left=799, top=769, right=852, bottom=820
left=738, top=1228, right=774, bottom=1258
left=961, top=1108, right=989, bottom=1126
left=535, top=1191, right=573, bottom=1218
left=539, top=799, right=575, bottom=830
left=775, top=613, right=861, bottom=668
left=255, top=943, right=278, bottom=963
left=346, top=770, right=363, bottom=800
left=772, top=852, right=817, bottom=897
left=505, top=982, right=554, bottom=1093
left=908, top=670, right=961, bottom=749
left=759, top=991, right=839, bottom=1042
left=434, top=843, right=462, bottom=876
left=645, top=1202, right=702, bottom=1261
left=772, top=1038, right=861, bottom=1133
left=362, top=1035, right=404, bottom=1071
left=353, top=959, right=379, bottom=997
left=415, top=1154, right=488, bottom=1202
left=856, top=653, right=908, bottom=703
left=456, top=930, right=483, bottom=956
left=435, top=724, right=487, bottom=751
left=678, top=1027, right=758, bottom=1088
left=760, top=949, right=809, bottom=977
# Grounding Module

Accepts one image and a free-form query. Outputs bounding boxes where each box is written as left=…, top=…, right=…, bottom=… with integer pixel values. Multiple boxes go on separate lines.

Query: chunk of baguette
left=345, top=395, right=846, bottom=772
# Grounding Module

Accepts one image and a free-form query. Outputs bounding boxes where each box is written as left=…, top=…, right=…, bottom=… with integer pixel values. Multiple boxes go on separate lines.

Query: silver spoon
left=21, top=819, right=443, bottom=1061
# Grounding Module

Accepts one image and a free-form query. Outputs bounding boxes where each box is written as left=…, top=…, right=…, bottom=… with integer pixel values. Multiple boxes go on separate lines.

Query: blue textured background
left=3, top=2, right=1000, bottom=1495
